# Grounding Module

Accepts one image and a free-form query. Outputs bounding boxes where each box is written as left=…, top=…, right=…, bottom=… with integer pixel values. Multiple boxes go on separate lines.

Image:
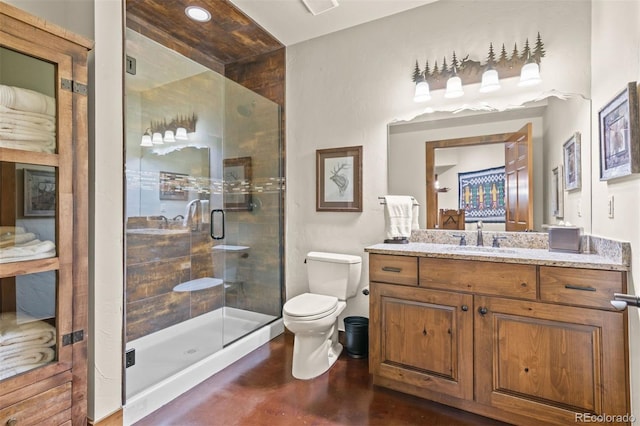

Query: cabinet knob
left=461, top=305, right=469, bottom=311
left=7, top=418, right=17, bottom=426
left=478, top=307, right=488, bottom=315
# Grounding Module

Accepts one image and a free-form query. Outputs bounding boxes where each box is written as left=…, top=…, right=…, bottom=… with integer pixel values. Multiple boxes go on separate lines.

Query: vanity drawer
left=369, top=254, right=418, bottom=286
left=419, top=258, right=537, bottom=300
left=539, top=266, right=625, bottom=310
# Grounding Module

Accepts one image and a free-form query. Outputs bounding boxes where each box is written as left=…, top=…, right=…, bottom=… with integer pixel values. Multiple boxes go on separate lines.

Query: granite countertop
left=365, top=242, right=630, bottom=271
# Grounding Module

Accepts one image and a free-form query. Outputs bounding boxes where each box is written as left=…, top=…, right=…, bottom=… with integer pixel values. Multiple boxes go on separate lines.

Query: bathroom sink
left=443, top=245, right=518, bottom=255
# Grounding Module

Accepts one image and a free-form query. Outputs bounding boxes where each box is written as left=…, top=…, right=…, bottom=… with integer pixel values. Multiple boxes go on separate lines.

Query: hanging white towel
left=383, top=195, right=415, bottom=239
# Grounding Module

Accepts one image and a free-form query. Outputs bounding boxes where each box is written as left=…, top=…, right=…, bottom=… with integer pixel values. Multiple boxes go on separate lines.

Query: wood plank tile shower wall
left=126, top=227, right=221, bottom=341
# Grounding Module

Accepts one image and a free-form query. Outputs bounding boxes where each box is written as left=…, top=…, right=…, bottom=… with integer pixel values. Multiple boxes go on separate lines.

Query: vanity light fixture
left=144, top=113, right=198, bottom=145
left=185, top=6, right=211, bottom=22
left=412, top=33, right=545, bottom=102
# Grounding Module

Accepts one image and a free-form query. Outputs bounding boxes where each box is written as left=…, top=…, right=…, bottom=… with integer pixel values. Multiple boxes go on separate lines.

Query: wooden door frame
left=425, top=133, right=512, bottom=229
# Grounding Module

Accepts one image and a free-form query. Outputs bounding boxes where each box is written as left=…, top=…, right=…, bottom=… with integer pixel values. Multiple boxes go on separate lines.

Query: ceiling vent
left=301, top=0, right=339, bottom=16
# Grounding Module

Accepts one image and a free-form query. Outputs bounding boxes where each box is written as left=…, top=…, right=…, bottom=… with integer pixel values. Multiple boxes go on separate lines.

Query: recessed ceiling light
left=185, top=6, right=211, bottom=22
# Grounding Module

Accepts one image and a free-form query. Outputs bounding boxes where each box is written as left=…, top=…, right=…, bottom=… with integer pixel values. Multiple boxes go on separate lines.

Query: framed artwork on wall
left=563, top=132, right=581, bottom=191
left=223, top=156, right=253, bottom=211
left=316, top=145, right=362, bottom=212
left=24, top=169, right=56, bottom=217
left=598, top=81, right=640, bottom=181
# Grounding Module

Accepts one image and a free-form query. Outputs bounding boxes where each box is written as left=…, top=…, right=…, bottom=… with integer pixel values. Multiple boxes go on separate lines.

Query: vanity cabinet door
left=370, top=282, right=473, bottom=400
left=475, top=295, right=629, bottom=426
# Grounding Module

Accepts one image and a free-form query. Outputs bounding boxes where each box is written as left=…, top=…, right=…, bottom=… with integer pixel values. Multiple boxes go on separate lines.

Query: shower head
left=237, top=101, right=256, bottom=117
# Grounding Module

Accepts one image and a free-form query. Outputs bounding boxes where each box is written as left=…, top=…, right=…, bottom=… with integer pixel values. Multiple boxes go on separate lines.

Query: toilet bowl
left=283, top=293, right=346, bottom=379
left=282, top=252, right=362, bottom=380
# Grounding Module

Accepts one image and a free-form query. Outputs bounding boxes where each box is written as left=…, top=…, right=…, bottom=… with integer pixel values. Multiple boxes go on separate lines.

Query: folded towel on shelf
left=0, top=312, right=56, bottom=347
left=0, top=347, right=55, bottom=373
left=0, top=232, right=37, bottom=249
left=0, top=114, right=56, bottom=132
left=383, top=195, right=415, bottom=240
left=0, top=84, right=56, bottom=116
left=0, top=130, right=55, bottom=144
left=0, top=226, right=25, bottom=235
left=0, top=239, right=56, bottom=263
left=0, top=361, right=51, bottom=380
left=0, top=126, right=55, bottom=141
left=0, top=105, right=56, bottom=123
left=0, top=139, right=55, bottom=153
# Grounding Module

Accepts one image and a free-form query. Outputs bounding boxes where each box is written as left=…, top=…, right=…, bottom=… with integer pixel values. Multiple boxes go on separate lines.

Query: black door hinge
left=62, top=329, right=84, bottom=346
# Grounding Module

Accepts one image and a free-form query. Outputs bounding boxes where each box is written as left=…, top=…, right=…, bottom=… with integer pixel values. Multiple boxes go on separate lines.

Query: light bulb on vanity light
left=519, top=54, right=542, bottom=87
left=164, top=130, right=176, bottom=143
left=413, top=78, right=431, bottom=103
left=140, top=129, right=153, bottom=147
left=152, top=132, right=163, bottom=145
left=175, top=127, right=189, bottom=141
left=444, top=67, right=464, bottom=99
left=479, top=67, right=500, bottom=93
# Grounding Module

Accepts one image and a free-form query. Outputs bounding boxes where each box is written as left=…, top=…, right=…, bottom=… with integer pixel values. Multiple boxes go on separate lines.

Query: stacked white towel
left=383, top=195, right=419, bottom=240
left=0, top=84, right=56, bottom=153
left=0, top=226, right=55, bottom=262
left=0, top=312, right=56, bottom=379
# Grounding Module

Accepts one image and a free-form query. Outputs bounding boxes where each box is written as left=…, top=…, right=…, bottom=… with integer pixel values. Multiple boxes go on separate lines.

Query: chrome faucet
left=476, top=220, right=483, bottom=246
left=183, top=199, right=201, bottom=230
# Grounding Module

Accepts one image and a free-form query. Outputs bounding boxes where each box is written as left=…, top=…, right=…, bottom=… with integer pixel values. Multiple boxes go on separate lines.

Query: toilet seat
left=283, top=293, right=338, bottom=321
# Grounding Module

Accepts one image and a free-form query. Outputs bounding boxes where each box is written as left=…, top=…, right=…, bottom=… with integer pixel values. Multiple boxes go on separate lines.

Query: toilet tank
left=306, top=252, right=362, bottom=300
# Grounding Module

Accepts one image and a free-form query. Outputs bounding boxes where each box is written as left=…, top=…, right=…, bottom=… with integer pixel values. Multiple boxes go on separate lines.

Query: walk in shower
left=123, top=29, right=283, bottom=423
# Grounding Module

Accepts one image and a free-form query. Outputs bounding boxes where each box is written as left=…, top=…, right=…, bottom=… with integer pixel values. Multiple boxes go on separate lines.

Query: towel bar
left=378, top=196, right=419, bottom=206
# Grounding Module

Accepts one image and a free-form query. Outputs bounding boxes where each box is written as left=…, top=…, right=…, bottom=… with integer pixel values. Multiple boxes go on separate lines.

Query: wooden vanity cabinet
left=368, top=254, right=630, bottom=426
left=475, top=295, right=628, bottom=425
left=369, top=281, right=473, bottom=400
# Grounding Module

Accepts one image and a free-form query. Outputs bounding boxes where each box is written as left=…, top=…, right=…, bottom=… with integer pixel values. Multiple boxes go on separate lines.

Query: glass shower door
left=123, top=28, right=282, bottom=400
left=214, top=78, right=282, bottom=346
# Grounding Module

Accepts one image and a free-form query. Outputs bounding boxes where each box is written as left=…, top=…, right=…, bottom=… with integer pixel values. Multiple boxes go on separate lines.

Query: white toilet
left=283, top=251, right=362, bottom=380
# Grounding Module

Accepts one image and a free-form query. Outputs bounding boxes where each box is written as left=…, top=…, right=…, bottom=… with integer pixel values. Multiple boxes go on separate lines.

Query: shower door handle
left=210, top=209, right=225, bottom=240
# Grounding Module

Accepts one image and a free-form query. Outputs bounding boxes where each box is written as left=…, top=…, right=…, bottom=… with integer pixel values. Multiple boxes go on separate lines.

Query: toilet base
left=290, top=319, right=342, bottom=380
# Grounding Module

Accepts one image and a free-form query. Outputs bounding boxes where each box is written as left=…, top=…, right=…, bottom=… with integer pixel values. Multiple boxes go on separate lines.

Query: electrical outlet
left=608, top=195, right=614, bottom=218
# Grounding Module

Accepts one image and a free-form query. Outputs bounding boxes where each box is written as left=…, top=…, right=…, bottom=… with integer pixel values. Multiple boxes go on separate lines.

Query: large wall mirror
left=388, top=95, right=592, bottom=233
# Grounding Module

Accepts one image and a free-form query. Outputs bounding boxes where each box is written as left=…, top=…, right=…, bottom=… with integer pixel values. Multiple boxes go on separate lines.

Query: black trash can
left=344, top=316, right=369, bottom=358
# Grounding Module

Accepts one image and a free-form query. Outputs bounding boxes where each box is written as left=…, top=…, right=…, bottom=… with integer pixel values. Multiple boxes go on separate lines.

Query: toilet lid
left=283, top=293, right=338, bottom=318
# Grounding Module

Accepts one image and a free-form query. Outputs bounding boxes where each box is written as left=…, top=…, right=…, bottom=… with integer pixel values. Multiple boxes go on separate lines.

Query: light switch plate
left=608, top=195, right=614, bottom=218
